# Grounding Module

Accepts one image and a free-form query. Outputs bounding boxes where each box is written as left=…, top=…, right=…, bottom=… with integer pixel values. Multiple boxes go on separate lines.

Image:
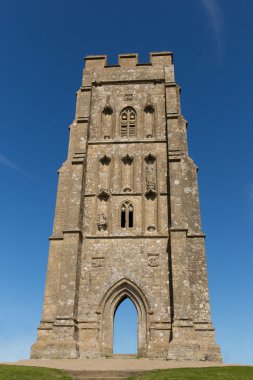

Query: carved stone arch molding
left=98, top=278, right=153, bottom=356
left=98, top=273, right=155, bottom=307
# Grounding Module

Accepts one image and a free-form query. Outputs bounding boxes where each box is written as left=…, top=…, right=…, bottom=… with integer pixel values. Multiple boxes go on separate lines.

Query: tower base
left=167, top=321, right=222, bottom=362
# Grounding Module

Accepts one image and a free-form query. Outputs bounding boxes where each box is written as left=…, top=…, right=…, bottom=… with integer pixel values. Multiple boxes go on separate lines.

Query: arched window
left=120, top=107, right=136, bottom=138
left=120, top=201, right=134, bottom=228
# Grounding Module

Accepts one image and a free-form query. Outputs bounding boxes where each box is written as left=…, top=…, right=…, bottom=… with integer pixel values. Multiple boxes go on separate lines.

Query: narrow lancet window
left=120, top=201, right=134, bottom=228
left=121, top=208, right=126, bottom=228
left=129, top=209, right=133, bottom=228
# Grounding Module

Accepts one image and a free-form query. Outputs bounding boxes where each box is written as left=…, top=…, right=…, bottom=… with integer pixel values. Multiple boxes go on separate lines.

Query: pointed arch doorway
left=113, top=297, right=137, bottom=354
left=99, top=279, right=149, bottom=357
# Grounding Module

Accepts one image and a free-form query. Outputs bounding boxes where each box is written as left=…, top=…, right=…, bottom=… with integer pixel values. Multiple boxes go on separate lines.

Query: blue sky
left=0, top=0, right=252, bottom=364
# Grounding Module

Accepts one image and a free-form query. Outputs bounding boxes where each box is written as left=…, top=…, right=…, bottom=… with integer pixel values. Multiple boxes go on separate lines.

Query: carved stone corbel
left=102, top=96, right=113, bottom=115
left=122, top=154, right=134, bottom=165
left=144, top=153, right=156, bottom=164
left=99, top=155, right=111, bottom=165
left=97, top=188, right=110, bottom=200
left=144, top=95, right=155, bottom=113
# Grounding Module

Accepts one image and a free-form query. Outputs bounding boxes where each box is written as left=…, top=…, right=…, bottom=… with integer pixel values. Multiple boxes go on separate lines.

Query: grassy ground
left=0, top=365, right=73, bottom=380
left=127, top=367, right=253, bottom=380
left=1, top=365, right=253, bottom=380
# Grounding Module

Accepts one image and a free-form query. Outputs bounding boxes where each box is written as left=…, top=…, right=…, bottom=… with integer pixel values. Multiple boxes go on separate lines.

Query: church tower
left=31, top=52, right=221, bottom=361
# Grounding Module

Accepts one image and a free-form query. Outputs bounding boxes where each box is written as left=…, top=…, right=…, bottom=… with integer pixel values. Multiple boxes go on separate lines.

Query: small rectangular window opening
left=121, top=211, right=126, bottom=228
left=129, top=210, right=133, bottom=228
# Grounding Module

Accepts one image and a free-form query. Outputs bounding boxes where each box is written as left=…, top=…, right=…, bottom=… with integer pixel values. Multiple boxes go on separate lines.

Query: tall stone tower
left=31, top=52, right=221, bottom=361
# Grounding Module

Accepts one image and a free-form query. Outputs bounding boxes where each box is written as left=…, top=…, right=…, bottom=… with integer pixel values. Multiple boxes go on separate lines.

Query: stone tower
left=31, top=52, right=221, bottom=361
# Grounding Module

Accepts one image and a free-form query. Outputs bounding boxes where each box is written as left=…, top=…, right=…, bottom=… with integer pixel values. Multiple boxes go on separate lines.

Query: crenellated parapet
left=84, top=52, right=173, bottom=69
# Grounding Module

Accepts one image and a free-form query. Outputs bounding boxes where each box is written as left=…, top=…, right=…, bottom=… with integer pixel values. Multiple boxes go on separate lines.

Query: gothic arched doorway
left=99, top=278, right=149, bottom=356
left=113, top=297, right=137, bottom=354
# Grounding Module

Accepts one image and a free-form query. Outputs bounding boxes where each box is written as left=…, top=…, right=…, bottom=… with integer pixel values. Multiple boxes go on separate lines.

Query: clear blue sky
left=0, top=0, right=252, bottom=364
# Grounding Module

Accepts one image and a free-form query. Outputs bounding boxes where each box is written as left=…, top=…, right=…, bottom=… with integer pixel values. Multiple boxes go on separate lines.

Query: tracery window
left=120, top=201, right=134, bottom=228
left=120, top=107, right=136, bottom=138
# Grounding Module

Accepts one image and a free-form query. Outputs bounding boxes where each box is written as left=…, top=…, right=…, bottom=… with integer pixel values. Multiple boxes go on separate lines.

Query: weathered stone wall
left=31, top=52, right=222, bottom=361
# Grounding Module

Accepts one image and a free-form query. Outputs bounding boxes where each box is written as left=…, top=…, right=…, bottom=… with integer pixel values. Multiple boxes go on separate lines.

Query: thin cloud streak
left=249, top=184, right=253, bottom=202
left=0, top=153, right=31, bottom=177
left=0, top=153, right=45, bottom=183
left=200, top=0, right=223, bottom=52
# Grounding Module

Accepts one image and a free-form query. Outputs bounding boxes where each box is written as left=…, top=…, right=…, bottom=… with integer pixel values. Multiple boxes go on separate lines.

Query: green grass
left=1, top=365, right=253, bottom=380
left=127, top=367, right=253, bottom=380
left=0, top=365, right=73, bottom=380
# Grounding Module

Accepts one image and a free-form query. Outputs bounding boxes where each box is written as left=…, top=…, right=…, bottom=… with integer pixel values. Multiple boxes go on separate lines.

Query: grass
left=0, top=365, right=73, bottom=380
left=127, top=367, right=253, bottom=380
left=1, top=365, right=253, bottom=380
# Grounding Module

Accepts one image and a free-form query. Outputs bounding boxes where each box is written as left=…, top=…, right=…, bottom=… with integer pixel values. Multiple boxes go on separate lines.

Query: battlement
left=84, top=52, right=173, bottom=70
